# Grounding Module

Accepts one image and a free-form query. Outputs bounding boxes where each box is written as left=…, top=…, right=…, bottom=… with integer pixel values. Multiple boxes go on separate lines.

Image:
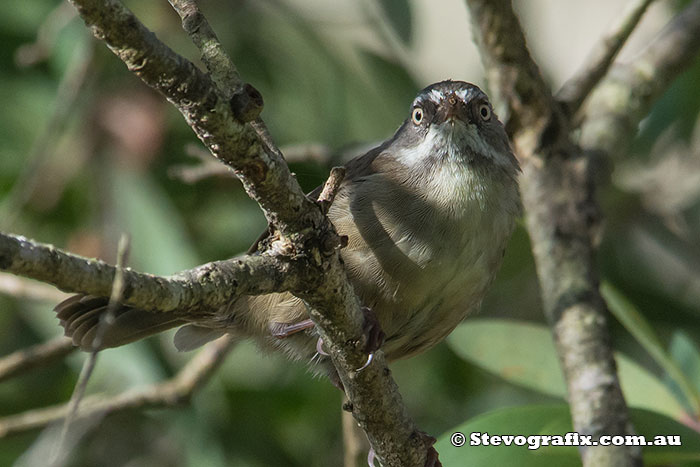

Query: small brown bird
left=55, top=80, right=520, bottom=378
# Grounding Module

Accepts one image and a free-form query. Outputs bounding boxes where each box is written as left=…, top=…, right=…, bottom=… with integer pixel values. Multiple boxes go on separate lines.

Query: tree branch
left=0, top=232, right=307, bottom=313
left=581, top=0, right=700, bottom=159
left=0, top=272, right=68, bottom=303
left=168, top=142, right=236, bottom=183
left=0, top=335, right=235, bottom=438
left=466, top=1, right=641, bottom=466
left=557, top=0, right=657, bottom=114
left=166, top=0, right=242, bottom=97
left=53, top=234, right=132, bottom=464
left=0, top=338, right=75, bottom=384
left=1, top=0, right=434, bottom=464
left=166, top=0, right=288, bottom=182
left=67, top=0, right=315, bottom=238
left=465, top=0, right=558, bottom=151
left=167, top=142, right=334, bottom=185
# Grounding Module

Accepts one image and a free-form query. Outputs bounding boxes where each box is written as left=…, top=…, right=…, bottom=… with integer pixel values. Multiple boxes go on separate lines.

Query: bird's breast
left=331, top=161, right=518, bottom=360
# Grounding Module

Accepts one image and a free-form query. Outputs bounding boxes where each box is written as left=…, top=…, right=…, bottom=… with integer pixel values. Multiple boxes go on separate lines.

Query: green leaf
left=669, top=331, right=700, bottom=407
left=111, top=166, right=199, bottom=275
left=435, top=405, right=700, bottom=466
left=447, top=319, right=686, bottom=419
left=603, top=282, right=700, bottom=416
left=448, top=319, right=565, bottom=397
left=633, top=408, right=700, bottom=465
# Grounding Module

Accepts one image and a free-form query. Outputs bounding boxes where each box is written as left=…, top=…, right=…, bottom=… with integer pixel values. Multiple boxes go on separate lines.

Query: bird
left=55, top=80, right=521, bottom=380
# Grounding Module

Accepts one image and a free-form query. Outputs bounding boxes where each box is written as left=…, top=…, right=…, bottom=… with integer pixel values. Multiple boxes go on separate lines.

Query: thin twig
left=0, top=338, right=75, bottom=384
left=581, top=0, right=700, bottom=160
left=249, top=119, right=287, bottom=161
left=557, top=0, right=657, bottom=115
left=91, top=234, right=131, bottom=351
left=317, top=167, right=346, bottom=215
left=166, top=1, right=287, bottom=171
left=53, top=234, right=131, bottom=465
left=168, top=161, right=234, bottom=183
left=0, top=272, right=69, bottom=303
left=282, top=142, right=332, bottom=165
left=167, top=0, right=242, bottom=96
left=168, top=142, right=236, bottom=183
left=168, top=142, right=334, bottom=184
left=0, top=336, right=235, bottom=438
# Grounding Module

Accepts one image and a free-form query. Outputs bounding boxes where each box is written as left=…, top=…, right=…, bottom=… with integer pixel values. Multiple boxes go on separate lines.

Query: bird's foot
left=356, top=306, right=385, bottom=371
left=361, top=306, right=385, bottom=354
left=269, top=319, right=315, bottom=338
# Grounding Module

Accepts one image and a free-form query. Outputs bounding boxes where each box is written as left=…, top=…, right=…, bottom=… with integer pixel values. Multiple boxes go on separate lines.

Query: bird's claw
left=316, top=336, right=329, bottom=356
left=361, top=306, right=385, bottom=354
left=355, top=306, right=384, bottom=372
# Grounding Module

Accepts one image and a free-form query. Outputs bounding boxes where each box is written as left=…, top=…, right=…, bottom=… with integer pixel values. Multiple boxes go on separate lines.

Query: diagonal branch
left=67, top=0, right=315, bottom=238
left=557, top=0, right=657, bottom=115
left=466, top=1, right=640, bottom=466
left=0, top=335, right=235, bottom=438
left=53, top=234, right=132, bottom=464
left=581, top=0, right=700, bottom=159
left=166, top=0, right=287, bottom=182
left=0, top=338, right=75, bottom=384
left=164, top=1, right=431, bottom=464
left=3, top=0, right=433, bottom=463
left=167, top=0, right=242, bottom=97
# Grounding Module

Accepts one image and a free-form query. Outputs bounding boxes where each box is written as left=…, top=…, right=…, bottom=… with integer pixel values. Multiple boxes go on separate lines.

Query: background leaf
left=603, top=282, right=700, bottom=416
left=447, top=319, right=687, bottom=419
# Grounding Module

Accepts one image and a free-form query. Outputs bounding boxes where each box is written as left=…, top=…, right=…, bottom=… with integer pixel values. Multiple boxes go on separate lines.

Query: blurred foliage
left=435, top=405, right=700, bottom=466
left=0, top=0, right=699, bottom=466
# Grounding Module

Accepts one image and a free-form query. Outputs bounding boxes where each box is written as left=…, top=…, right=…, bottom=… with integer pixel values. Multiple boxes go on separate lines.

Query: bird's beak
left=444, top=94, right=467, bottom=124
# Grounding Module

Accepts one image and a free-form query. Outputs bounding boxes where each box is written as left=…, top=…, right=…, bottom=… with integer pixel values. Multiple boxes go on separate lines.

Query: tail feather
left=71, top=313, right=101, bottom=344
left=68, top=305, right=108, bottom=331
left=173, top=325, right=226, bottom=351
left=55, top=294, right=187, bottom=351
left=56, top=295, right=106, bottom=321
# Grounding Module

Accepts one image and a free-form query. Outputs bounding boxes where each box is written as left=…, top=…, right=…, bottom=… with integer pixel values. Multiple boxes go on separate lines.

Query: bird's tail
left=55, top=294, right=187, bottom=351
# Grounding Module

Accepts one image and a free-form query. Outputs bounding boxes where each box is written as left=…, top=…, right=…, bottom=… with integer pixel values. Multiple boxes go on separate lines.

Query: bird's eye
left=412, top=107, right=424, bottom=125
left=478, top=103, right=491, bottom=121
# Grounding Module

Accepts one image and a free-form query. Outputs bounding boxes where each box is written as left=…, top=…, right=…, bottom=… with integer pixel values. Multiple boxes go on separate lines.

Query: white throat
left=397, top=121, right=492, bottom=168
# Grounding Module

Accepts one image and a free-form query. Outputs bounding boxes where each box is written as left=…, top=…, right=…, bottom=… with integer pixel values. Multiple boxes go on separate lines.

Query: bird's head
left=392, top=80, right=519, bottom=175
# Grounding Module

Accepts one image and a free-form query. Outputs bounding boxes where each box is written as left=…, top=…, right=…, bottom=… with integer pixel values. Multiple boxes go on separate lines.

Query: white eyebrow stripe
left=428, top=88, right=444, bottom=103
left=455, top=88, right=470, bottom=102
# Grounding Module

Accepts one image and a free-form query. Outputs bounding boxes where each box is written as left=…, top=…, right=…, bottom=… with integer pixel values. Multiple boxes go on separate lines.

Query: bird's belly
left=343, top=221, right=506, bottom=361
